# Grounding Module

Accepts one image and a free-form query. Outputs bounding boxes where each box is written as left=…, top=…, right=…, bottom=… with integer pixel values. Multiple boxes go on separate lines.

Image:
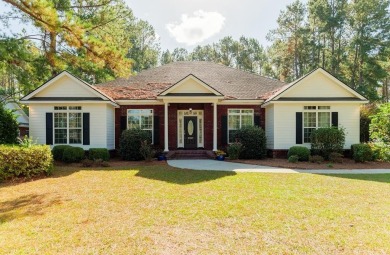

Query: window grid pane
left=318, top=112, right=330, bottom=128
left=55, top=129, right=67, bottom=144
left=69, top=129, right=82, bottom=144
left=54, top=113, right=67, bottom=128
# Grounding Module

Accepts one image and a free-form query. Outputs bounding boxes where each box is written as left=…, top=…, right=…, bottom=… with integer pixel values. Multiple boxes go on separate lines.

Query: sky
left=125, top=0, right=300, bottom=51
left=0, top=0, right=301, bottom=52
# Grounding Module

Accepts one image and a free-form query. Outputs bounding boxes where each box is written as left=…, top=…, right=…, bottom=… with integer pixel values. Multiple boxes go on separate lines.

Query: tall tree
left=346, top=0, right=390, bottom=100
left=2, top=0, right=133, bottom=80
left=267, top=0, right=310, bottom=81
left=127, top=20, right=160, bottom=73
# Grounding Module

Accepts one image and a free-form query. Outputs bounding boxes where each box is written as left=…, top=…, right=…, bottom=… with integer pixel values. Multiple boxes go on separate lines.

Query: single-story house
left=20, top=61, right=368, bottom=157
left=3, top=99, right=29, bottom=137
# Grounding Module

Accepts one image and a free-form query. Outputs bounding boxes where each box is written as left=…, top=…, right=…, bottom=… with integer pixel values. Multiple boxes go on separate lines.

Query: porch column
left=164, top=102, right=169, bottom=152
left=213, top=102, right=217, bottom=151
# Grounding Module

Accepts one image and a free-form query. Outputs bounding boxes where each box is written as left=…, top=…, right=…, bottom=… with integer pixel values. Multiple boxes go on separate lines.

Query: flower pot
left=216, top=155, right=225, bottom=161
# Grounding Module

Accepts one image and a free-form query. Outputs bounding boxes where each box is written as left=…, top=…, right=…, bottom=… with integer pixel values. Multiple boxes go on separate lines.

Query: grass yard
left=1, top=163, right=390, bottom=255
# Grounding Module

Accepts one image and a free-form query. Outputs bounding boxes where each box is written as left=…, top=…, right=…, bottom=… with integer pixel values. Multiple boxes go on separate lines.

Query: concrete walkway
left=167, top=159, right=390, bottom=174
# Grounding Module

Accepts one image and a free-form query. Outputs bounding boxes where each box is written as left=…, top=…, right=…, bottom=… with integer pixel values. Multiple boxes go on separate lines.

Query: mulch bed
left=228, top=158, right=390, bottom=170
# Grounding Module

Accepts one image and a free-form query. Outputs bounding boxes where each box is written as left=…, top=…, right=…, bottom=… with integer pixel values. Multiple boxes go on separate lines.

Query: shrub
left=89, top=148, right=110, bottom=161
left=0, top=103, right=19, bottom=144
left=235, top=126, right=267, bottom=159
left=139, top=140, right=154, bottom=161
left=287, top=146, right=310, bottom=161
left=288, top=155, right=299, bottom=163
left=52, top=145, right=72, bottom=161
left=309, top=155, right=324, bottom=164
left=227, top=142, right=243, bottom=160
left=311, top=127, right=345, bottom=160
left=62, top=146, right=85, bottom=163
left=0, top=145, right=53, bottom=180
left=351, top=144, right=373, bottom=163
left=120, top=128, right=151, bottom=161
left=369, top=103, right=390, bottom=144
left=369, top=142, right=390, bottom=162
left=329, top=152, right=343, bottom=163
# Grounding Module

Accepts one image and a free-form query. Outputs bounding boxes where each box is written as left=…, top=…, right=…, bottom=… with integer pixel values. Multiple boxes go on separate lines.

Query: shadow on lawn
left=135, top=168, right=236, bottom=185
left=0, top=194, right=62, bottom=224
left=318, top=174, right=390, bottom=184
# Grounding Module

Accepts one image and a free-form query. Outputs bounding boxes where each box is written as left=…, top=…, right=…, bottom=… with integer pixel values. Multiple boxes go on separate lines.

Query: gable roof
left=95, top=61, right=286, bottom=100
left=21, top=71, right=117, bottom=105
left=159, top=74, right=223, bottom=96
left=264, top=68, right=368, bottom=104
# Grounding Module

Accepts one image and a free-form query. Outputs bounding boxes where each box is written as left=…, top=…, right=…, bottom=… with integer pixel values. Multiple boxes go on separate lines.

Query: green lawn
left=1, top=164, right=390, bottom=254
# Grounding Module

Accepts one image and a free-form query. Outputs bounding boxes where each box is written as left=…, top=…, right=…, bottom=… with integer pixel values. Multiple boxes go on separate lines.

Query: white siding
left=273, top=103, right=361, bottom=150
left=282, top=72, right=356, bottom=98
left=29, top=103, right=109, bottom=150
left=35, top=76, right=97, bottom=98
left=265, top=105, right=274, bottom=149
left=106, top=105, right=115, bottom=150
left=169, top=78, right=213, bottom=94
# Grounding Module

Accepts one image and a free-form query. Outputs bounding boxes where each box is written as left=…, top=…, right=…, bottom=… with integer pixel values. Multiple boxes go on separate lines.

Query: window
left=228, top=109, right=254, bottom=143
left=54, top=106, right=82, bottom=144
left=303, top=106, right=331, bottom=143
left=127, top=109, right=153, bottom=142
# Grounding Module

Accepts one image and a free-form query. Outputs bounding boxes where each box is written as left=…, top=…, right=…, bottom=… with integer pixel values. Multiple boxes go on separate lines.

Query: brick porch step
left=166, top=150, right=215, bottom=160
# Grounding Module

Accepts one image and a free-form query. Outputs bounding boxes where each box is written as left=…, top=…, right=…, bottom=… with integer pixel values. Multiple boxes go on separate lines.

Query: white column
left=213, top=102, right=217, bottom=151
left=164, top=102, right=169, bottom=152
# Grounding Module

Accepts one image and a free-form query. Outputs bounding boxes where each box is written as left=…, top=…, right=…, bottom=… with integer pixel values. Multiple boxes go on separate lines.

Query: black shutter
left=83, top=113, right=90, bottom=145
left=120, top=116, right=127, bottom=133
left=254, top=116, right=260, bottom=127
left=221, top=115, right=228, bottom=145
left=296, top=112, right=303, bottom=144
left=332, top=112, right=338, bottom=127
left=46, top=113, right=53, bottom=145
left=153, top=116, right=160, bottom=145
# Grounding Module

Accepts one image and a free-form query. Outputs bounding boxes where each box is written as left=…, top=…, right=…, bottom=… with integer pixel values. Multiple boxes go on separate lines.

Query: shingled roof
left=94, top=61, right=286, bottom=100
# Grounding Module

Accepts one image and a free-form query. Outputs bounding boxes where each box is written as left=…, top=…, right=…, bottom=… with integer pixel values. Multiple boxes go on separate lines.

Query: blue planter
left=216, top=155, right=225, bottom=161
left=157, top=155, right=166, bottom=161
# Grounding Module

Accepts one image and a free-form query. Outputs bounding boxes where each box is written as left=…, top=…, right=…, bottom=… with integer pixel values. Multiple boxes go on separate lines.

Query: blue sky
left=125, top=0, right=302, bottom=51
left=1, top=0, right=301, bottom=51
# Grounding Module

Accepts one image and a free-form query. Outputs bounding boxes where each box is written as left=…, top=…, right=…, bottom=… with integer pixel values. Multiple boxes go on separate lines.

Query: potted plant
left=215, top=150, right=226, bottom=161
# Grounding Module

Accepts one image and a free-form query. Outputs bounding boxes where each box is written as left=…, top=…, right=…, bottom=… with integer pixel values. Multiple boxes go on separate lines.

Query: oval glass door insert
left=188, top=120, right=194, bottom=136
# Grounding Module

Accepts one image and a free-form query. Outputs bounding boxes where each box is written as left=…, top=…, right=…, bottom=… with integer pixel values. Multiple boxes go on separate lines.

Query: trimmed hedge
left=120, top=128, right=151, bottom=161
left=89, top=148, right=110, bottom=161
left=62, top=146, right=85, bottom=163
left=52, top=145, right=72, bottom=161
left=287, top=146, right=310, bottom=161
left=351, top=144, right=373, bottom=162
left=235, top=126, right=267, bottom=159
left=0, top=145, right=53, bottom=180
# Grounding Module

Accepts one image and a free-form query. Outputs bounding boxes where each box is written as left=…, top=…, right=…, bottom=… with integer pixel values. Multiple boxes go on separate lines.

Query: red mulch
left=228, top=158, right=390, bottom=170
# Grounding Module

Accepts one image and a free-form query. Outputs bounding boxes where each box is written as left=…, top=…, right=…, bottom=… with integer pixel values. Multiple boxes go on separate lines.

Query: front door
left=184, top=116, right=197, bottom=149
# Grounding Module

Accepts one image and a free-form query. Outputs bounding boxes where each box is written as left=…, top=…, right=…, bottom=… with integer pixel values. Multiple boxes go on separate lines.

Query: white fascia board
left=116, top=100, right=164, bottom=105
left=219, top=99, right=264, bottom=105
left=261, top=100, right=369, bottom=108
left=157, top=96, right=223, bottom=103
left=21, top=100, right=120, bottom=108
left=159, top=74, right=223, bottom=96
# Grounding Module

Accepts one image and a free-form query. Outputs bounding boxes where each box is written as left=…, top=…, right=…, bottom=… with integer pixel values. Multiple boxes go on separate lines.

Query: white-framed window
left=228, top=109, right=254, bottom=143
left=54, top=106, right=82, bottom=144
left=303, top=106, right=331, bottom=143
left=127, top=109, right=153, bottom=143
